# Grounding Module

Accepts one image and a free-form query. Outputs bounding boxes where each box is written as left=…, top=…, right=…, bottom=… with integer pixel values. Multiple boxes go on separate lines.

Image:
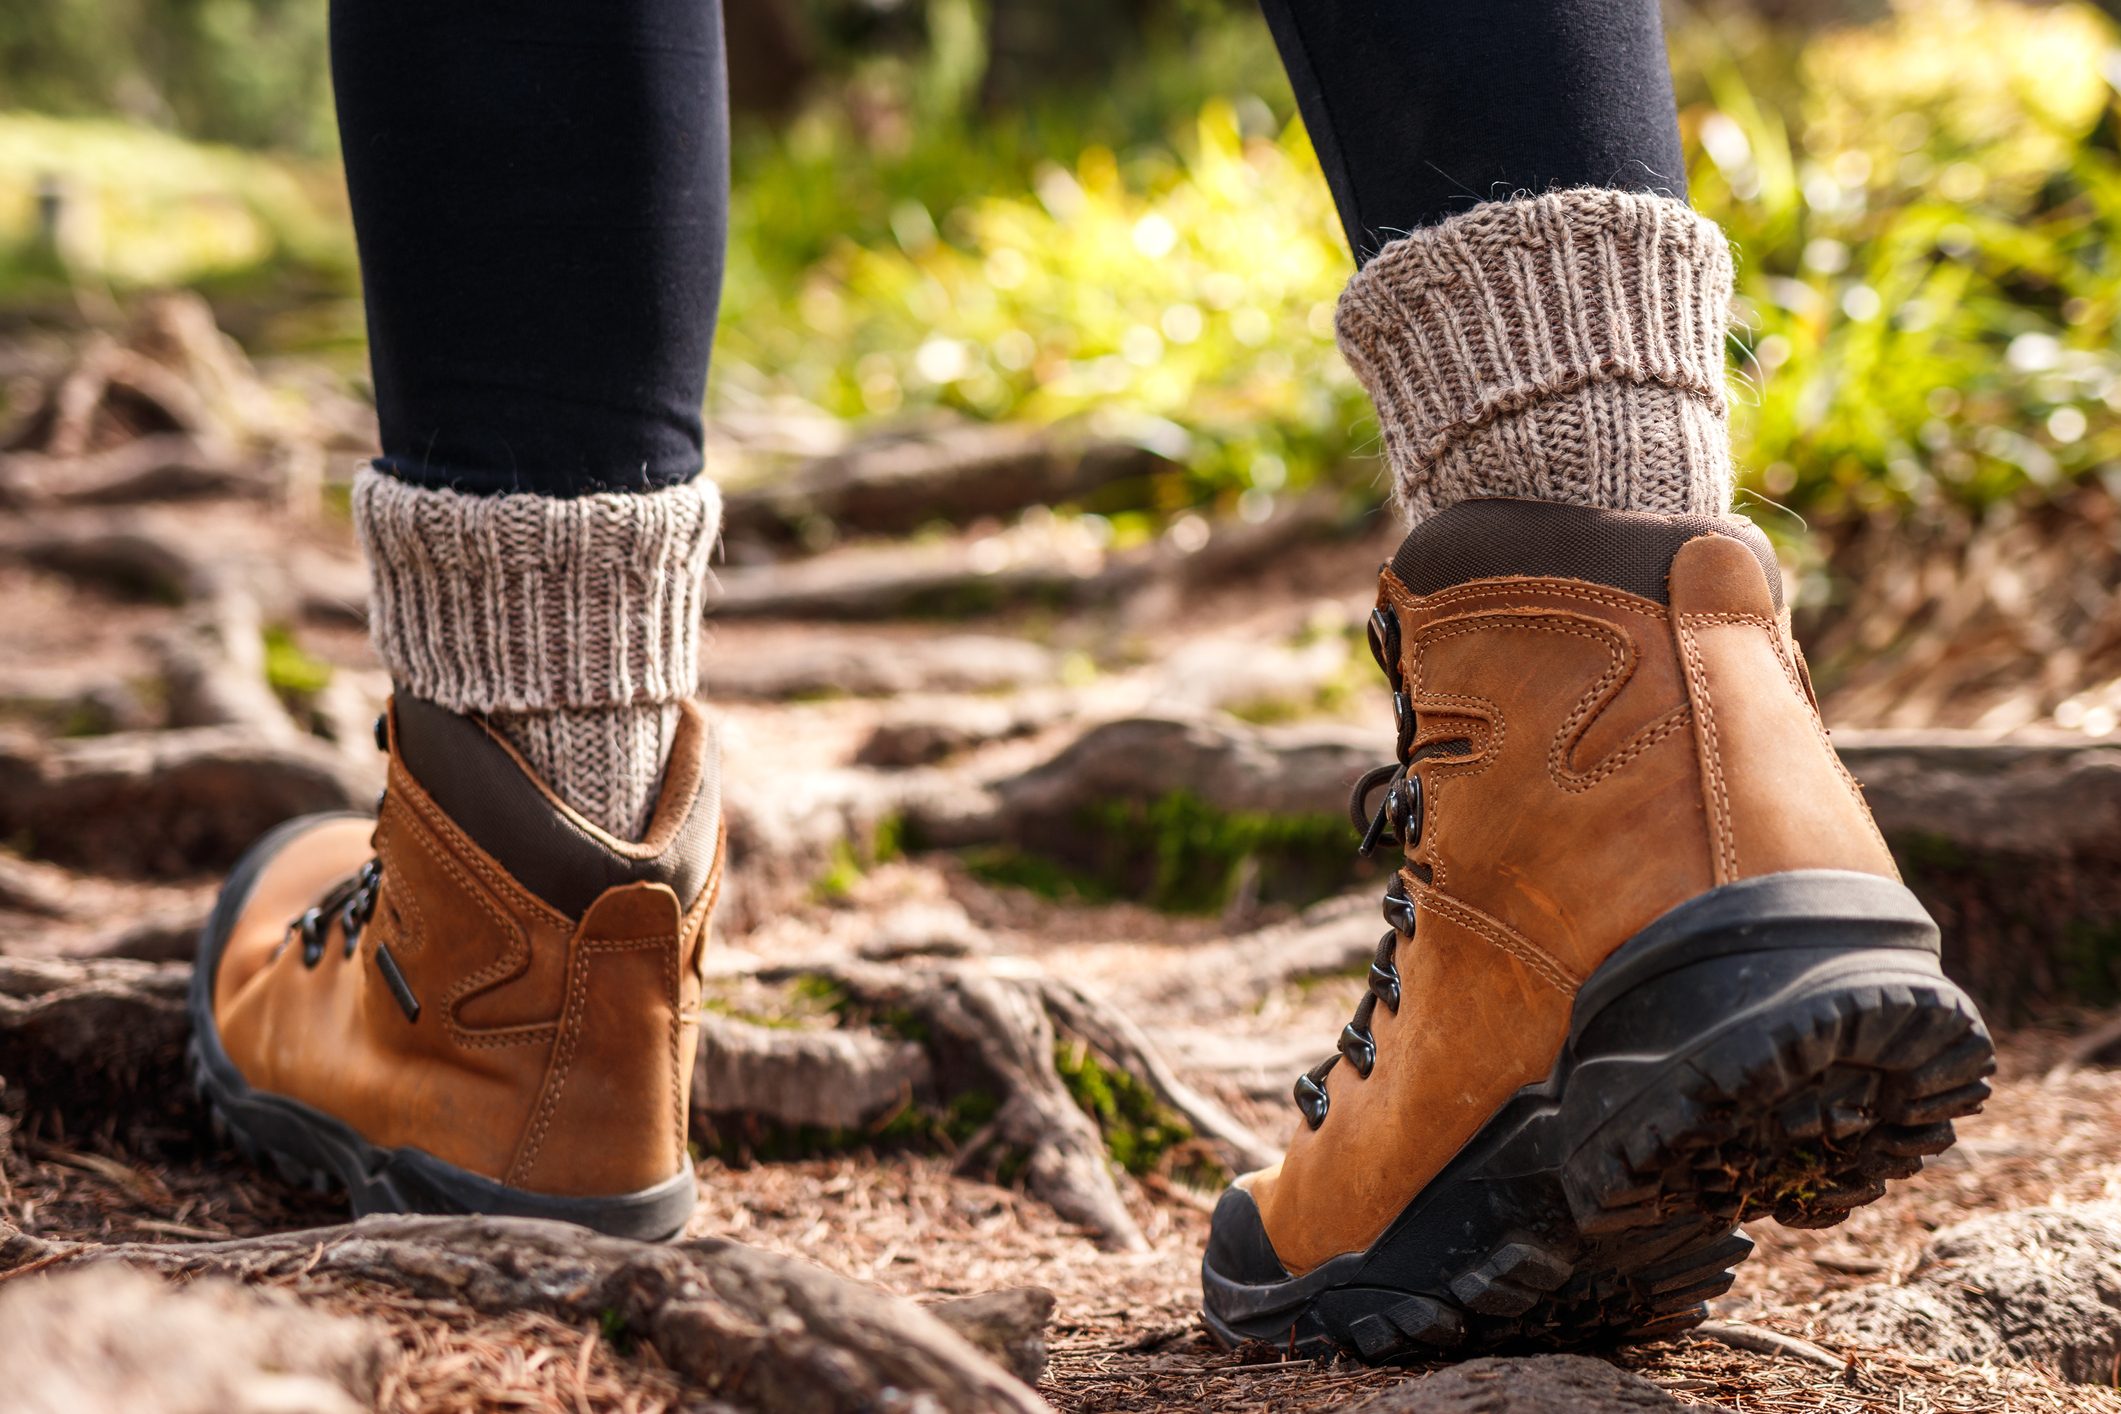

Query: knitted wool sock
left=1335, top=189, right=1735, bottom=525
left=353, top=468, right=719, bottom=839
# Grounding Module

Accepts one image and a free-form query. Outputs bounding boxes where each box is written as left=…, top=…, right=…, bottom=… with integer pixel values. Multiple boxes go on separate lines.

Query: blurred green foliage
left=0, top=0, right=332, bottom=152
left=1676, top=1, right=2121, bottom=518
left=1, top=0, right=2117, bottom=522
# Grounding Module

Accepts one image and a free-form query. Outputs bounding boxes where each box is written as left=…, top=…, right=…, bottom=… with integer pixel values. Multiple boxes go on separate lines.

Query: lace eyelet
left=297, top=908, right=327, bottom=968
left=1392, top=692, right=1418, bottom=759
left=1367, top=607, right=1403, bottom=687
left=1338, top=1023, right=1376, bottom=1078
left=1293, top=1057, right=1337, bottom=1129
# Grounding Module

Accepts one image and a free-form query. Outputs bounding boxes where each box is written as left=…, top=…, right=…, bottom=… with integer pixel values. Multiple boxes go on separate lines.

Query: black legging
left=333, top=0, right=1683, bottom=498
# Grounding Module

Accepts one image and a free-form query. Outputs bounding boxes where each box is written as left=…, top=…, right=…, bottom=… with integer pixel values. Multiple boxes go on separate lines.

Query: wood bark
left=0, top=1215, right=1051, bottom=1413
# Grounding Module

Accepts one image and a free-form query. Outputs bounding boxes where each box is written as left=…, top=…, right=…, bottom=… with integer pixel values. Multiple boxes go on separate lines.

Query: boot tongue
left=390, top=693, right=720, bottom=918
left=1387, top=497, right=1781, bottom=610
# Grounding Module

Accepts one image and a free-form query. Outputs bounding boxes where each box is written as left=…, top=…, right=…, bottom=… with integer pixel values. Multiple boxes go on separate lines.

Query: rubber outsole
left=1199, top=870, right=1994, bottom=1362
left=188, top=813, right=698, bottom=1242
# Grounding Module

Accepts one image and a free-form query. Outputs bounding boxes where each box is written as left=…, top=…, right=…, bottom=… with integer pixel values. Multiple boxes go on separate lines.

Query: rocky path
left=3, top=303, right=2121, bottom=1411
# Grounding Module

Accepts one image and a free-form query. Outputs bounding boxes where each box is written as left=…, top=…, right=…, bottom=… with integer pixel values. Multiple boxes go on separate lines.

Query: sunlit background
left=2, top=0, right=2119, bottom=730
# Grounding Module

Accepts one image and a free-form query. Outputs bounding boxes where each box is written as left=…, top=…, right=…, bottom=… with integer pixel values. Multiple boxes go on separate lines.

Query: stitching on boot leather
left=1678, top=623, right=1739, bottom=883
left=511, top=933, right=679, bottom=1187
left=1410, top=880, right=1579, bottom=995
left=1414, top=610, right=1667, bottom=792
left=385, top=759, right=553, bottom=1049
left=1680, top=611, right=1809, bottom=697
left=1683, top=613, right=1895, bottom=868
left=1384, top=570, right=1669, bottom=620
left=391, top=755, right=570, bottom=931
left=371, top=809, right=427, bottom=962
left=1559, top=704, right=1692, bottom=792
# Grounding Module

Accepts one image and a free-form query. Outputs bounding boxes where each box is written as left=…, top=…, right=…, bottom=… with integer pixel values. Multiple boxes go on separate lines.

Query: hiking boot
left=189, top=694, right=724, bottom=1240
left=1201, top=499, right=1993, bottom=1360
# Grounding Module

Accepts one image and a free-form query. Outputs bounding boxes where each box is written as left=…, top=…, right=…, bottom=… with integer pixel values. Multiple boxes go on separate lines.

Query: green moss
left=788, top=974, right=852, bottom=1014
left=960, top=846, right=1117, bottom=904
left=698, top=1086, right=999, bottom=1167
left=811, top=812, right=908, bottom=901
left=1223, top=695, right=1309, bottom=727
left=1055, top=1038, right=1227, bottom=1188
left=698, top=996, right=809, bottom=1031
left=965, top=790, right=1366, bottom=914
left=812, top=839, right=866, bottom=903
left=1086, top=790, right=1357, bottom=914
left=2058, top=920, right=2121, bottom=1008
left=261, top=624, right=332, bottom=704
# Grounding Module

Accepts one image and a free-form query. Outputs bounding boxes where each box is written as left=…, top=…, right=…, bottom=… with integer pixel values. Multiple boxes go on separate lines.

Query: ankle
left=1336, top=188, right=1735, bottom=525
left=353, top=467, right=718, bottom=838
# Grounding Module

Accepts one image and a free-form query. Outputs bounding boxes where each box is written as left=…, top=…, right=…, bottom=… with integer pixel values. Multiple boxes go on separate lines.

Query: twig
left=1693, top=1319, right=1848, bottom=1371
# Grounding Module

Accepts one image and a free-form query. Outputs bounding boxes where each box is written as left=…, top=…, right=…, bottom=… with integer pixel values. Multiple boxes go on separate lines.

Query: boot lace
left=1293, top=606, right=1423, bottom=1130
left=286, top=713, right=389, bottom=968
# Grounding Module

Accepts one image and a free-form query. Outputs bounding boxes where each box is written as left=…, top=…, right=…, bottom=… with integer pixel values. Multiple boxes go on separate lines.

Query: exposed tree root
left=0, top=958, right=190, bottom=1134
left=0, top=728, right=372, bottom=877
left=738, top=955, right=1276, bottom=1251
left=723, top=420, right=1170, bottom=547
left=0, top=1215, right=1050, bottom=1413
left=713, top=491, right=1354, bottom=621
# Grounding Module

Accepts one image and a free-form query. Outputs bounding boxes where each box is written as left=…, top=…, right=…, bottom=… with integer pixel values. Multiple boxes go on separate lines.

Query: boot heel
left=1558, top=870, right=1993, bottom=1237
left=1200, top=869, right=1993, bottom=1362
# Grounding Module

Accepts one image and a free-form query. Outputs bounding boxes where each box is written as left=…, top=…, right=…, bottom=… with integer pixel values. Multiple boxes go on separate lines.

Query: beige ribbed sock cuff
left=1336, top=189, right=1736, bottom=525
left=354, top=467, right=720, bottom=838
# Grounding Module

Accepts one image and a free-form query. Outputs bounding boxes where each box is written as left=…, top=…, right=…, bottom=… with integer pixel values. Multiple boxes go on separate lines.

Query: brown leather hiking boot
left=1201, top=499, right=1994, bottom=1360
left=190, top=694, right=723, bottom=1240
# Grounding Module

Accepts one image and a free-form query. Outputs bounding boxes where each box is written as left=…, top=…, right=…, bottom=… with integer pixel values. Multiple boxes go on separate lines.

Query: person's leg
left=1260, top=0, right=1729, bottom=527
left=336, top=0, right=728, bottom=837
left=190, top=0, right=732, bottom=1240
left=1258, top=0, right=1686, bottom=259
left=1204, top=1, right=1993, bottom=1362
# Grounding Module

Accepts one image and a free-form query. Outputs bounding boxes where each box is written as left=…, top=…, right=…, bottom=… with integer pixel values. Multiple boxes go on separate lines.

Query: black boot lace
left=286, top=714, right=390, bottom=969
left=1292, top=606, right=1424, bottom=1130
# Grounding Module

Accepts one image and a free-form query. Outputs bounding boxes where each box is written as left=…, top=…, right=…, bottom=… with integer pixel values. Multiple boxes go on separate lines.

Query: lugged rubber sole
left=188, top=813, right=698, bottom=1242
left=1199, top=870, right=1994, bottom=1362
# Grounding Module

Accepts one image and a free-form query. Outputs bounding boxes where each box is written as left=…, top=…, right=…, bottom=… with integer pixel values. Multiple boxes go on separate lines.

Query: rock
left=1814, top=1202, right=2121, bottom=1382
left=995, top=714, right=1378, bottom=824
left=1840, top=730, right=2121, bottom=860
left=1347, top=1355, right=1689, bottom=1412
left=0, top=1267, right=386, bottom=1414
left=855, top=900, right=991, bottom=961
left=713, top=492, right=1357, bottom=621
